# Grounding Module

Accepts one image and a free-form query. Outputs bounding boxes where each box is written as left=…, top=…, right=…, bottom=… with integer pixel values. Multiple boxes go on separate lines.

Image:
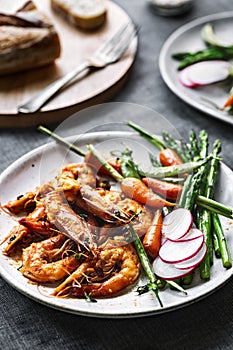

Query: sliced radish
left=162, top=208, right=193, bottom=241
left=153, top=257, right=194, bottom=280
left=159, top=234, right=204, bottom=263
left=176, top=228, right=204, bottom=242
left=179, top=69, right=198, bottom=88
left=175, top=243, right=207, bottom=270
left=185, top=60, right=231, bottom=86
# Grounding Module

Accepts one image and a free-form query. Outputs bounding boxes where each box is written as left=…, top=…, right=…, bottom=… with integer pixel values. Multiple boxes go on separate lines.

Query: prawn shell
left=21, top=234, right=79, bottom=283
left=44, top=191, right=95, bottom=249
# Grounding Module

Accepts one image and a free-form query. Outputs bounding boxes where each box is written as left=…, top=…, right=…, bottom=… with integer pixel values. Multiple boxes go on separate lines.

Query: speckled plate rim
left=0, top=131, right=233, bottom=318
left=159, top=11, right=233, bottom=126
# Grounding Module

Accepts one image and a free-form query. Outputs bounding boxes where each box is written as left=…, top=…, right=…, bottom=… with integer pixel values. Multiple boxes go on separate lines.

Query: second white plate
left=159, top=12, right=233, bottom=126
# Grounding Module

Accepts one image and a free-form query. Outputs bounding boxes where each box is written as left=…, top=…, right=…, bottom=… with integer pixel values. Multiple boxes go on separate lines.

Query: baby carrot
left=120, top=177, right=176, bottom=208
left=142, top=177, right=183, bottom=201
left=143, top=209, right=163, bottom=259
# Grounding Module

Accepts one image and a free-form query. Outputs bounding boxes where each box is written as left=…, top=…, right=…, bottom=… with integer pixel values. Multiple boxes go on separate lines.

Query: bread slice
left=0, top=1, right=61, bottom=75
left=51, top=0, right=107, bottom=30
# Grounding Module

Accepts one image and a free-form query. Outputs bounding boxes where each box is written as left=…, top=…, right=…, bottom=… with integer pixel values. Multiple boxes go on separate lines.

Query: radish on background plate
left=179, top=60, right=231, bottom=88
left=179, top=68, right=198, bottom=88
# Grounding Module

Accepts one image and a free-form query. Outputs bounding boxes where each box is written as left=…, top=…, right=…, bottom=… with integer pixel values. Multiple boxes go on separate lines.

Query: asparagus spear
left=178, top=130, right=199, bottom=208
left=180, top=139, right=192, bottom=162
left=212, top=213, right=232, bottom=268
left=189, top=129, right=200, bottom=161
left=205, top=140, right=221, bottom=199
left=172, top=47, right=233, bottom=70
left=212, top=231, right=221, bottom=258
left=196, top=131, right=211, bottom=280
left=203, top=140, right=232, bottom=268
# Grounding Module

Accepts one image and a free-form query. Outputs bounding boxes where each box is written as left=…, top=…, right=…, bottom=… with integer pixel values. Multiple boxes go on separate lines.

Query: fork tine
left=95, top=22, right=131, bottom=55
left=107, top=24, right=137, bottom=61
left=102, top=22, right=134, bottom=56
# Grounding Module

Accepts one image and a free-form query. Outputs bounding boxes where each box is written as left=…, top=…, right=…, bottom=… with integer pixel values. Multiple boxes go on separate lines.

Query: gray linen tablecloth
left=1, top=1, right=233, bottom=349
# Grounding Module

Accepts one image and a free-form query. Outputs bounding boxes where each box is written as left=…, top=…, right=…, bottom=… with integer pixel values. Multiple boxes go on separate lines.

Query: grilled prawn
left=54, top=237, right=140, bottom=298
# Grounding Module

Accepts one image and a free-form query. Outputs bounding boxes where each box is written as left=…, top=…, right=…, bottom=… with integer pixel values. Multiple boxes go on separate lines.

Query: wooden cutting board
left=0, top=0, right=137, bottom=127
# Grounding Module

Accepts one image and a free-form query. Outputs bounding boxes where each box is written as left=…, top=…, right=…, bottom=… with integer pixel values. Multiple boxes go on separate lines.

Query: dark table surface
left=1, top=1, right=233, bottom=349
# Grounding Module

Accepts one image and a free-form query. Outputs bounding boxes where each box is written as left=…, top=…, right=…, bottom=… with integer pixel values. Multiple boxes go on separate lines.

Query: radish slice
left=162, top=208, right=193, bottom=241
left=175, top=243, right=207, bottom=270
left=179, top=69, right=198, bottom=88
left=153, top=257, right=194, bottom=280
left=185, top=60, right=231, bottom=86
left=176, top=228, right=204, bottom=242
left=159, top=235, right=204, bottom=263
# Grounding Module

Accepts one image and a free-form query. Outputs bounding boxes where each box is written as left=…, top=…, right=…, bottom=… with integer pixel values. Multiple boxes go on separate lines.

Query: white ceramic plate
left=159, top=12, right=233, bottom=126
left=0, top=131, right=233, bottom=318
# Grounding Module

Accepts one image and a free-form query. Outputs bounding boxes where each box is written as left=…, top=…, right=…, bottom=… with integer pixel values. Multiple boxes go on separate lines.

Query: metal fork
left=18, top=22, right=137, bottom=114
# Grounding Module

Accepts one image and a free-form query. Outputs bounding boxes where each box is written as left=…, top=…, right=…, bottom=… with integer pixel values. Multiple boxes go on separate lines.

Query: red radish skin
left=174, top=243, right=207, bottom=270
left=153, top=257, right=194, bottom=280
left=176, top=228, right=204, bottom=242
left=181, top=60, right=231, bottom=87
left=159, top=234, right=204, bottom=263
left=162, top=208, right=193, bottom=241
left=179, top=69, right=198, bottom=88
